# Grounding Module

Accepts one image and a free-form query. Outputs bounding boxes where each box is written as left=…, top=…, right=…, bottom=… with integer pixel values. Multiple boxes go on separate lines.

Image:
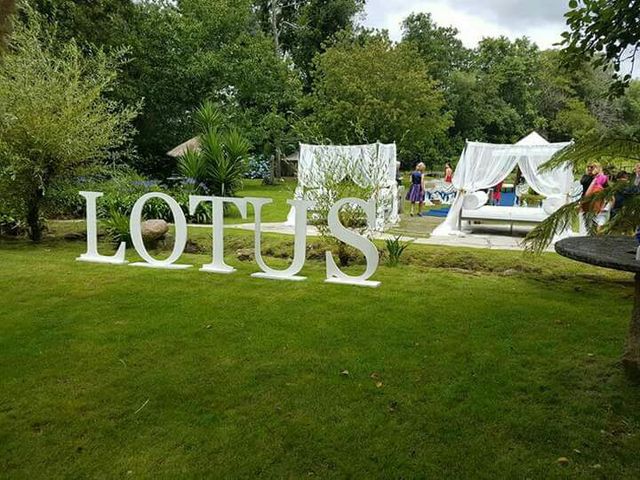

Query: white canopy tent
left=286, top=142, right=399, bottom=231
left=432, top=132, right=575, bottom=237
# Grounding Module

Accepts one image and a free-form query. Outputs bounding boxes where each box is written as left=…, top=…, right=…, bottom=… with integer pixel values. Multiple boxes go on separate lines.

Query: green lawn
left=225, top=178, right=297, bottom=224
left=1, top=226, right=640, bottom=478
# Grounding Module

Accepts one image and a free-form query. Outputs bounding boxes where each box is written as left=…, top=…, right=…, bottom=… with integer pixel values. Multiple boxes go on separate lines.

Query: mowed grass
left=1, top=227, right=640, bottom=478
left=225, top=178, right=297, bottom=224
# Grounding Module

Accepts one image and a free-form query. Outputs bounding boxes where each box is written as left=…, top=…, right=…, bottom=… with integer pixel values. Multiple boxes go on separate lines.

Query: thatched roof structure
left=166, top=136, right=201, bottom=158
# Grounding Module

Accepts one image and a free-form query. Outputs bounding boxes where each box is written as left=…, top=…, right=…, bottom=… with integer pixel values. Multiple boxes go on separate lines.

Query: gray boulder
left=141, top=219, right=169, bottom=242
left=236, top=248, right=254, bottom=261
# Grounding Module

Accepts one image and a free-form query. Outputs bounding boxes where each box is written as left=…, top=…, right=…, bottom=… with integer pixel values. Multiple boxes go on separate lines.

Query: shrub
left=104, top=209, right=132, bottom=247
left=0, top=8, right=137, bottom=241
left=0, top=211, right=26, bottom=237
left=245, top=155, right=271, bottom=180
left=44, top=166, right=213, bottom=225
left=177, top=102, right=250, bottom=197
left=385, top=235, right=411, bottom=267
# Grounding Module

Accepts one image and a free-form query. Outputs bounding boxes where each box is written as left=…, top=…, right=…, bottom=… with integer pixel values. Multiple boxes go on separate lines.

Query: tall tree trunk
left=270, top=0, right=280, bottom=57
left=26, top=188, right=44, bottom=242
left=623, top=274, right=640, bottom=378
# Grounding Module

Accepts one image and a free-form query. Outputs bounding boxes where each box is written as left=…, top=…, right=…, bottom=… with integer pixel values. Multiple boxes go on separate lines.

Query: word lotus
left=77, top=191, right=381, bottom=287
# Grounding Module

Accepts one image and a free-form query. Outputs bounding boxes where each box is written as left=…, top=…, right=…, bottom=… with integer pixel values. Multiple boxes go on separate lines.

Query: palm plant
left=202, top=128, right=249, bottom=197
left=524, top=131, right=640, bottom=253
left=104, top=209, right=132, bottom=247
left=177, top=101, right=249, bottom=198
left=385, top=235, right=412, bottom=267
left=177, top=148, right=208, bottom=192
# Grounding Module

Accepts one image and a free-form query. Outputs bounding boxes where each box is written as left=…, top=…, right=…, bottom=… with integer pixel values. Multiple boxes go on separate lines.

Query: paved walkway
left=196, top=221, right=547, bottom=252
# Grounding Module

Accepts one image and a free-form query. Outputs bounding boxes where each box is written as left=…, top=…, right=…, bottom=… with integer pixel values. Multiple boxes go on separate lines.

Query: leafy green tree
left=551, top=98, right=599, bottom=138
left=401, top=12, right=470, bottom=83
left=301, top=34, right=451, bottom=167
left=0, top=9, right=137, bottom=241
left=561, top=0, right=640, bottom=95
left=27, top=0, right=301, bottom=177
left=473, top=37, right=544, bottom=138
left=128, top=0, right=299, bottom=176
left=254, top=0, right=364, bottom=87
left=26, top=0, right=138, bottom=49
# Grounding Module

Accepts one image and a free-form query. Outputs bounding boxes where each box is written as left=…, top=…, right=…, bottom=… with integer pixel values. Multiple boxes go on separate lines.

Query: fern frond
left=541, top=132, right=640, bottom=172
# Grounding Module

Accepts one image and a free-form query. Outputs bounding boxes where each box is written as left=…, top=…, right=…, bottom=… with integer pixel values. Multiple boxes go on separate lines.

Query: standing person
left=580, top=164, right=595, bottom=197
left=588, top=163, right=608, bottom=191
left=492, top=181, right=504, bottom=206
left=583, top=163, right=609, bottom=230
left=406, top=162, right=426, bottom=216
left=444, top=162, right=453, bottom=183
left=611, top=171, right=631, bottom=219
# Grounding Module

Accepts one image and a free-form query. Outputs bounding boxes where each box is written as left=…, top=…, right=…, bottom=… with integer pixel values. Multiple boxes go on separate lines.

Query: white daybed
left=460, top=206, right=548, bottom=234
left=432, top=132, right=574, bottom=238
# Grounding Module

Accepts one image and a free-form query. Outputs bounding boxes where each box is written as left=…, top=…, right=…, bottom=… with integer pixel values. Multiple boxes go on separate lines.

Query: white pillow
left=462, top=191, right=489, bottom=210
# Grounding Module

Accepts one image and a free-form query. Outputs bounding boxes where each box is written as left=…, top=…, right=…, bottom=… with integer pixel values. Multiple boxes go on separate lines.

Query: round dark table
left=555, top=236, right=640, bottom=375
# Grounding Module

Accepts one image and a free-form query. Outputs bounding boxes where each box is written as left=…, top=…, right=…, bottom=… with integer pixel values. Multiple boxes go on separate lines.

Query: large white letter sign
left=250, top=198, right=315, bottom=281
left=189, top=196, right=249, bottom=273
left=76, top=191, right=127, bottom=265
left=129, top=193, right=191, bottom=270
left=325, top=198, right=380, bottom=288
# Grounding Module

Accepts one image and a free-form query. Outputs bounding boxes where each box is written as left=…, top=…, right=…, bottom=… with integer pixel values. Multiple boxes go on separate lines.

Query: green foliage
left=178, top=102, right=250, bottom=198
left=203, top=129, right=250, bottom=197
left=0, top=7, right=137, bottom=241
left=0, top=0, right=15, bottom=50
left=44, top=166, right=213, bottom=225
left=26, top=0, right=138, bottom=49
left=28, top=0, right=301, bottom=176
left=104, top=209, right=132, bottom=247
left=561, top=0, right=639, bottom=95
left=302, top=34, right=451, bottom=167
left=254, top=0, right=364, bottom=87
left=128, top=0, right=300, bottom=174
left=550, top=99, right=598, bottom=139
left=384, top=235, right=411, bottom=267
left=401, top=12, right=470, bottom=83
left=177, top=149, right=208, bottom=191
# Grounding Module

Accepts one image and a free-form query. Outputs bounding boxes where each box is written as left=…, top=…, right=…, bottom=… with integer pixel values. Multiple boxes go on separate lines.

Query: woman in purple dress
left=406, top=162, right=426, bottom=216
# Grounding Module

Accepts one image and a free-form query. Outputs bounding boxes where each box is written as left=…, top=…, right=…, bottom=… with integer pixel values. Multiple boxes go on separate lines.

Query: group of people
left=405, top=162, right=453, bottom=216
left=579, top=162, right=640, bottom=229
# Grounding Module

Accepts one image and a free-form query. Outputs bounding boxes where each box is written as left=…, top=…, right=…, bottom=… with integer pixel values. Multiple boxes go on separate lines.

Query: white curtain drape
left=518, top=153, right=574, bottom=203
left=432, top=142, right=520, bottom=236
left=287, top=142, right=398, bottom=230
left=432, top=139, right=571, bottom=236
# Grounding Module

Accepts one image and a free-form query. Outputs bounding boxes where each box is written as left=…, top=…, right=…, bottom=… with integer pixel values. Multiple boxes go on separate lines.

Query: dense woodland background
left=3, top=0, right=638, bottom=176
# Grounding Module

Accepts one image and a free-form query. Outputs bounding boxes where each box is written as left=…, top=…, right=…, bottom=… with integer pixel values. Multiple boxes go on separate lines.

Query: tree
left=561, top=0, right=640, bottom=95
left=26, top=0, right=138, bottom=49
left=254, top=0, right=364, bottom=87
left=301, top=34, right=451, bottom=167
left=0, top=9, right=137, bottom=241
left=126, top=0, right=300, bottom=176
left=27, top=0, right=301, bottom=178
left=442, top=37, right=546, bottom=149
left=401, top=12, right=470, bottom=83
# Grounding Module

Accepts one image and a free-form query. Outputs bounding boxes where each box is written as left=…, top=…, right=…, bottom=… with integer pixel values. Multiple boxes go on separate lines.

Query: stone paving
left=212, top=219, right=550, bottom=252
